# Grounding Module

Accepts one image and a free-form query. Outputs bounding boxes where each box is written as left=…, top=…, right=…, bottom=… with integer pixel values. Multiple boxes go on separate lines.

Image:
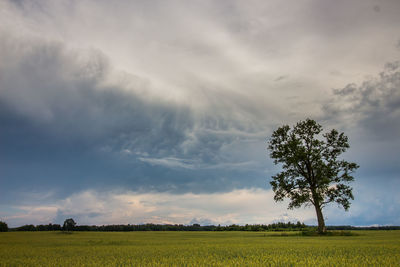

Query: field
left=1, top=231, right=399, bottom=266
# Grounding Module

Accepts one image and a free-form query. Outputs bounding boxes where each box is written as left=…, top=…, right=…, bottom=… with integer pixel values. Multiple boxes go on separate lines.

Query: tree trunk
left=314, top=204, right=326, bottom=234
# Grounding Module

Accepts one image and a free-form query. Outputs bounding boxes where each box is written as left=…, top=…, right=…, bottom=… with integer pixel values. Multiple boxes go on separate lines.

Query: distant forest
left=6, top=222, right=400, bottom=232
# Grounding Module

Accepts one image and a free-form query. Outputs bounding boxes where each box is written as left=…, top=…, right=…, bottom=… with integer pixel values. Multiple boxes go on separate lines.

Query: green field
left=1, top=231, right=399, bottom=266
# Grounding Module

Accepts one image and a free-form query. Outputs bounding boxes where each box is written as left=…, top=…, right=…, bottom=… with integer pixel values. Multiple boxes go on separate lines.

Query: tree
left=63, top=218, right=76, bottom=231
left=0, top=221, right=8, bottom=232
left=267, top=119, right=358, bottom=234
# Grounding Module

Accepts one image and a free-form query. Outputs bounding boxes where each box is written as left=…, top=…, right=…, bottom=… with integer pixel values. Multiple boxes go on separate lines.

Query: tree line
left=2, top=220, right=399, bottom=232
left=4, top=221, right=310, bottom=232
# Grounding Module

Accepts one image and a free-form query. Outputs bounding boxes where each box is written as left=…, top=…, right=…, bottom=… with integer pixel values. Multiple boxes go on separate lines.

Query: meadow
left=0, top=231, right=399, bottom=266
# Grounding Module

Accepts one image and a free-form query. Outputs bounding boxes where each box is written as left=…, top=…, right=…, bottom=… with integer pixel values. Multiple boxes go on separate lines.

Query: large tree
left=267, top=119, right=358, bottom=233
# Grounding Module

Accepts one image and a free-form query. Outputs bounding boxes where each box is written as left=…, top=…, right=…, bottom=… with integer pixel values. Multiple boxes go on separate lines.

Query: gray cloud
left=2, top=0, right=399, bottom=166
left=1, top=0, right=400, bottom=226
left=0, top=32, right=192, bottom=153
left=324, top=60, right=400, bottom=140
left=1, top=188, right=317, bottom=227
left=0, top=25, right=271, bottom=196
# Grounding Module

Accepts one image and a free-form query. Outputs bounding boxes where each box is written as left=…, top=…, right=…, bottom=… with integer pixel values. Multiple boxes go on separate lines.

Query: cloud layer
left=0, top=188, right=319, bottom=227
left=4, top=185, right=399, bottom=228
left=1, top=0, right=400, bottom=226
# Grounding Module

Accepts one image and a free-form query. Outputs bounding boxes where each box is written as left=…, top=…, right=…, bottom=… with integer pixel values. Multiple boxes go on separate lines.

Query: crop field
left=0, top=231, right=399, bottom=266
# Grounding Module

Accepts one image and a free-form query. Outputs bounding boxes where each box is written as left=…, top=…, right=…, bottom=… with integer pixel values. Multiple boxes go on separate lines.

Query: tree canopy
left=268, top=119, right=359, bottom=233
left=0, top=221, right=8, bottom=232
left=63, top=218, right=77, bottom=231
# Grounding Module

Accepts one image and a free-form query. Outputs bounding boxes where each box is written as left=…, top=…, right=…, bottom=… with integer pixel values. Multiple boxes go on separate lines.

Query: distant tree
left=36, top=223, right=62, bottom=231
left=63, top=218, right=77, bottom=231
left=0, top=221, right=8, bottom=232
left=267, top=119, right=359, bottom=234
left=16, top=224, right=36, bottom=231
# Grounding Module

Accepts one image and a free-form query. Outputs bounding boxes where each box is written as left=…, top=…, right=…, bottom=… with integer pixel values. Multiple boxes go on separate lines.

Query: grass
left=0, top=230, right=399, bottom=266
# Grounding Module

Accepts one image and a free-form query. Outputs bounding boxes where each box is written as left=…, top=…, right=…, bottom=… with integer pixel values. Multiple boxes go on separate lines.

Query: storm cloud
left=1, top=0, right=400, bottom=226
left=326, top=61, right=400, bottom=139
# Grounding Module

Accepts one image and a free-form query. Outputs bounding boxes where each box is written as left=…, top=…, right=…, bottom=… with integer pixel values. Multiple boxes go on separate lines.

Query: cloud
left=0, top=7, right=272, bottom=161
left=2, top=206, right=58, bottom=227
left=2, top=0, right=399, bottom=163
left=324, top=60, right=400, bottom=140
left=324, top=180, right=400, bottom=226
left=2, top=188, right=317, bottom=227
left=138, top=157, right=199, bottom=170
left=138, top=155, right=258, bottom=171
left=0, top=10, right=275, bottom=196
left=4, top=185, right=399, bottom=228
left=1, top=0, right=400, bottom=227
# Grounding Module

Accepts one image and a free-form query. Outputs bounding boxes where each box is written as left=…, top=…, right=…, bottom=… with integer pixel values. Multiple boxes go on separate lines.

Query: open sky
left=1, top=0, right=400, bottom=227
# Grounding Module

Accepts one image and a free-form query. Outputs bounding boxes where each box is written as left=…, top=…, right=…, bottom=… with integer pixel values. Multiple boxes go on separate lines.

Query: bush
left=0, top=221, right=8, bottom=232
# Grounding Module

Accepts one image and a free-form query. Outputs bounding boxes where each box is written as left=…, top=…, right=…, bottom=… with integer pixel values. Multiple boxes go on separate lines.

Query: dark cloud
left=274, top=75, right=288, bottom=82
left=2, top=0, right=400, bottom=226
left=373, top=5, right=381, bottom=13
left=0, top=32, right=198, bottom=148
left=0, top=32, right=270, bottom=199
left=322, top=60, right=400, bottom=196
left=332, top=84, right=357, bottom=96
left=324, top=60, right=400, bottom=140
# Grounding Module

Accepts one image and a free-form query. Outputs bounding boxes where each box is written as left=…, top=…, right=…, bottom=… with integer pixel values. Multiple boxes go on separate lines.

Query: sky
left=1, top=0, right=399, bottom=227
